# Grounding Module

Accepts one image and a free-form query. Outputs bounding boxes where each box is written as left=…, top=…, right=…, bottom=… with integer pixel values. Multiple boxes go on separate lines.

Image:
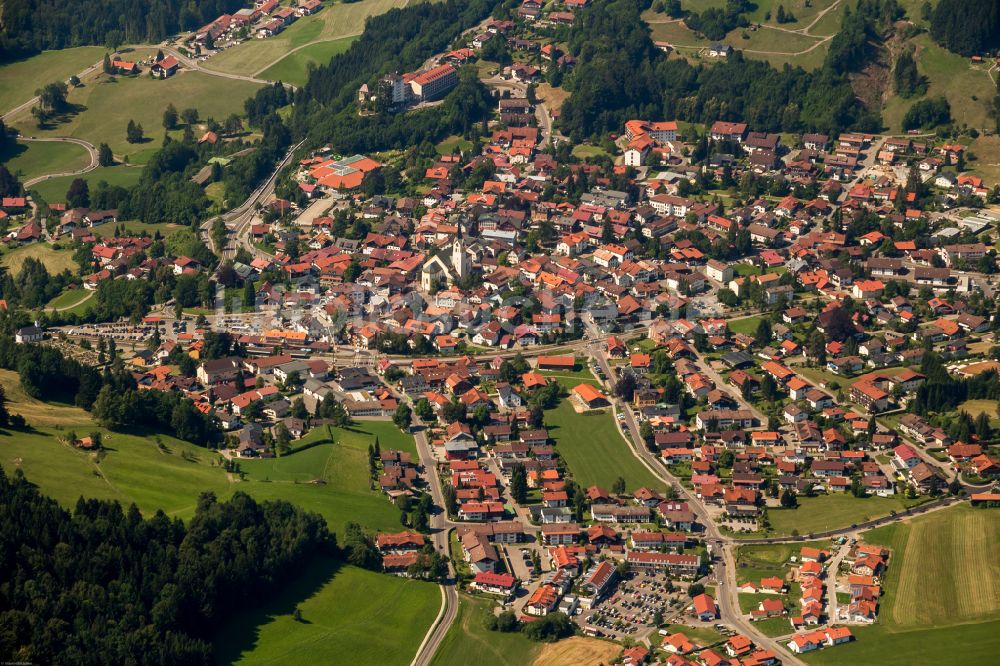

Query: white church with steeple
left=421, top=237, right=470, bottom=291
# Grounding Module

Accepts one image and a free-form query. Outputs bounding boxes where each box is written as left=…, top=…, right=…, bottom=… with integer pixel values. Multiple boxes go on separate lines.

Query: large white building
left=408, top=64, right=458, bottom=102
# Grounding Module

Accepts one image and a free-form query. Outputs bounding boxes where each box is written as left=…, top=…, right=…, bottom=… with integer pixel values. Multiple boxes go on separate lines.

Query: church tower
left=451, top=238, right=470, bottom=280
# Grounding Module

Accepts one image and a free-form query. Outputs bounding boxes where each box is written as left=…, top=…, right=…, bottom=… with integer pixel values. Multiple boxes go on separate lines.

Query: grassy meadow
left=765, top=494, right=927, bottom=537
left=8, top=70, right=262, bottom=164
left=0, top=139, right=90, bottom=183
left=546, top=398, right=663, bottom=492
left=204, top=0, right=407, bottom=77
left=0, top=369, right=440, bottom=662
left=0, top=243, right=78, bottom=275
left=259, top=35, right=358, bottom=87
left=30, top=164, right=145, bottom=204
left=882, top=34, right=995, bottom=133
left=430, top=594, right=541, bottom=666
left=802, top=504, right=1000, bottom=665
left=0, top=47, right=105, bottom=114
left=215, top=559, right=440, bottom=666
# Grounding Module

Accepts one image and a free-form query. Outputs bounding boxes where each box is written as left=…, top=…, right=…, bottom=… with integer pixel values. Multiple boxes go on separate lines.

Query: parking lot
left=505, top=544, right=543, bottom=584
left=580, top=571, right=683, bottom=640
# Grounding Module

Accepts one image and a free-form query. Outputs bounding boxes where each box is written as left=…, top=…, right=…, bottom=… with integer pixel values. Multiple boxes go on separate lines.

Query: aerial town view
left=0, top=0, right=999, bottom=663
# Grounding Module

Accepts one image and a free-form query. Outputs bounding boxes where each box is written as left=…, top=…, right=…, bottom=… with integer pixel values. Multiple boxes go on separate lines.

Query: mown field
left=45, top=289, right=96, bottom=315
left=0, top=46, right=105, bottom=114
left=734, top=540, right=831, bottom=584
left=259, top=35, right=358, bottom=87
left=215, top=558, right=440, bottom=666
left=205, top=0, right=408, bottom=76
left=30, top=164, right=144, bottom=203
left=236, top=420, right=417, bottom=534
left=531, top=637, right=621, bottom=666
left=8, top=70, right=263, bottom=164
left=546, top=398, right=663, bottom=492
left=0, top=243, right=78, bottom=275
left=430, top=594, right=541, bottom=666
left=90, top=219, right=186, bottom=239
left=765, top=494, right=927, bottom=537
left=803, top=503, right=1000, bottom=665
left=0, top=139, right=90, bottom=183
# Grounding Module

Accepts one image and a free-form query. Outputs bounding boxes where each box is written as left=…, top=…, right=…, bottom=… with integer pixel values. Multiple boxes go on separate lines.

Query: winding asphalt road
left=409, top=428, right=459, bottom=666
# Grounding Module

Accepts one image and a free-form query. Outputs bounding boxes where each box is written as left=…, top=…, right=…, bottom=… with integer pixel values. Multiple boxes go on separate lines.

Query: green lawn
left=969, top=134, right=1000, bottom=189
left=215, top=559, right=441, bottom=666
left=90, top=219, right=186, bottom=239
left=571, top=144, right=610, bottom=160
left=205, top=0, right=407, bottom=76
left=766, top=495, right=927, bottom=537
left=734, top=540, right=830, bottom=584
left=0, top=243, right=78, bottom=275
left=956, top=399, right=999, bottom=419
left=795, top=365, right=847, bottom=390
left=728, top=315, right=765, bottom=336
left=807, top=0, right=852, bottom=36
left=803, top=504, right=1000, bottom=665
left=732, top=263, right=761, bottom=277
left=753, top=616, right=793, bottom=637
left=30, top=165, right=144, bottom=204
left=0, top=47, right=106, bottom=114
left=9, top=70, right=263, bottom=164
left=431, top=594, right=541, bottom=666
left=0, top=422, right=233, bottom=519
left=747, top=44, right=829, bottom=72
left=539, top=365, right=601, bottom=390
left=0, top=140, right=90, bottom=183
left=259, top=35, right=359, bottom=87
left=658, top=623, right=726, bottom=647
left=45, top=288, right=95, bottom=315
left=733, top=25, right=825, bottom=55
left=46, top=288, right=90, bottom=310
left=546, top=399, right=663, bottom=492
left=436, top=135, right=474, bottom=156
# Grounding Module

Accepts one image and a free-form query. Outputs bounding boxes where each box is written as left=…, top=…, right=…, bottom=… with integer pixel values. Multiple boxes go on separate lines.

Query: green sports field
left=215, top=559, right=440, bottom=666
left=802, top=504, right=1000, bottom=665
